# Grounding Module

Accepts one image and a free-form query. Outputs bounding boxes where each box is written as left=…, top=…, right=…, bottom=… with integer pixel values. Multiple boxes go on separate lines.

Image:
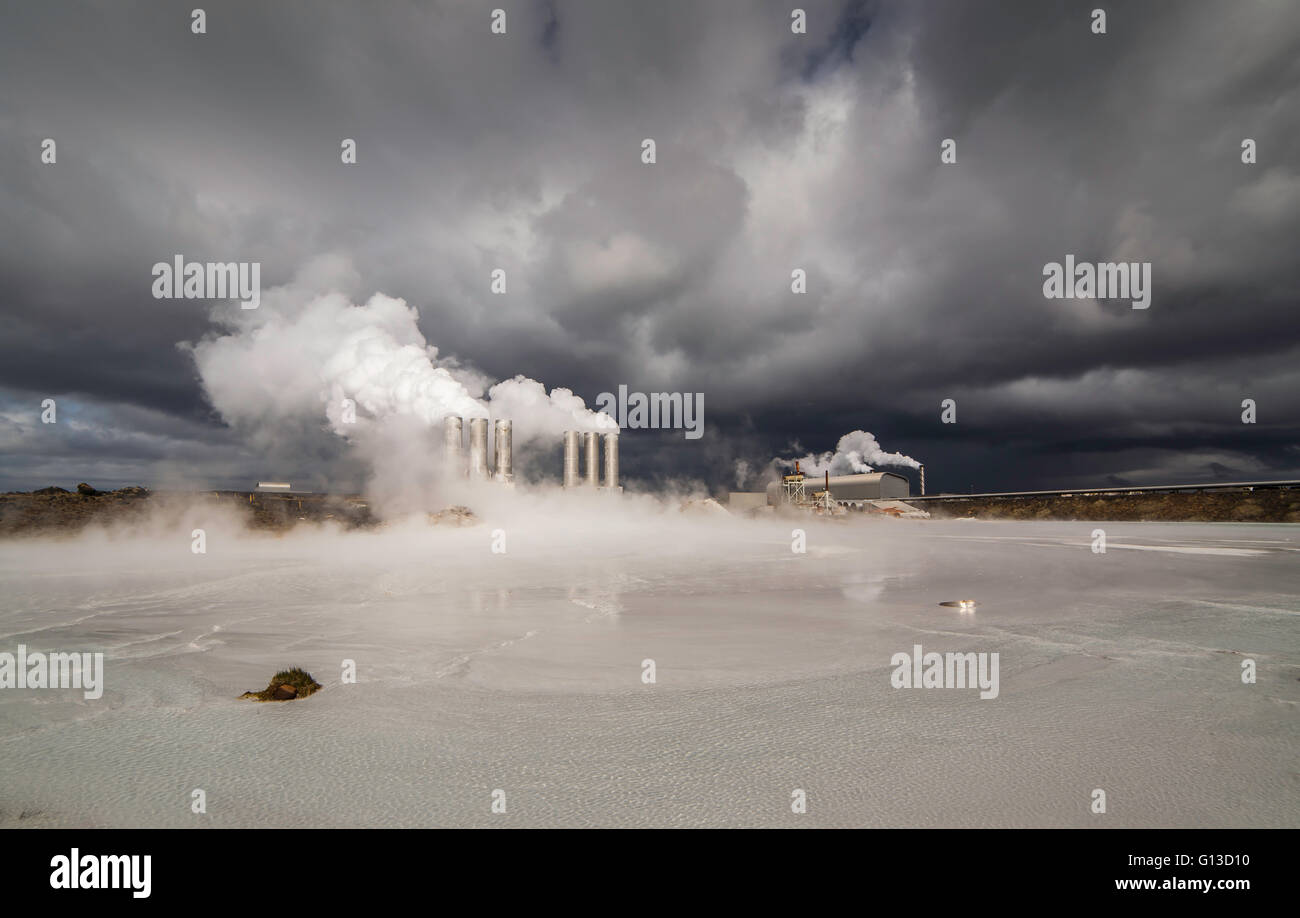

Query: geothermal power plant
left=442, top=417, right=619, bottom=490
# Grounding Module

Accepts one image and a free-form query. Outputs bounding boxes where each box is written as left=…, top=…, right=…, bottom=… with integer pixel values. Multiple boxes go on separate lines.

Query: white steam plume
left=487, top=376, right=617, bottom=445
left=187, top=261, right=614, bottom=504
left=783, top=430, right=920, bottom=476
left=733, top=458, right=751, bottom=490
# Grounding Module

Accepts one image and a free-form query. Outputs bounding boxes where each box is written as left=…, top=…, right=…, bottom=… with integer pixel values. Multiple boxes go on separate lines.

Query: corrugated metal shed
left=766, top=471, right=911, bottom=502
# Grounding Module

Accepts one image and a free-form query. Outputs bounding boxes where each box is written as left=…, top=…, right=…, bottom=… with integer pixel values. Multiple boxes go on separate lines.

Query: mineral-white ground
left=1, top=506, right=1296, bottom=828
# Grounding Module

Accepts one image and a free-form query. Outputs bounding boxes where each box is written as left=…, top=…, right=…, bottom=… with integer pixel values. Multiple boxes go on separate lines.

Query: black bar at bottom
left=6, top=828, right=1286, bottom=905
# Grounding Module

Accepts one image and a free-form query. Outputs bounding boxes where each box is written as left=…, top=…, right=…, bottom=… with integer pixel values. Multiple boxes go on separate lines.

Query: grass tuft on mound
left=240, top=666, right=323, bottom=702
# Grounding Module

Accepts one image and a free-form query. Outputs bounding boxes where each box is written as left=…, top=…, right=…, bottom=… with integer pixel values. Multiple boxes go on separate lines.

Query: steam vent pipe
left=494, top=419, right=513, bottom=483
left=603, top=431, right=619, bottom=489
left=563, top=430, right=581, bottom=487
left=468, top=418, right=489, bottom=480
left=919, top=464, right=926, bottom=496
left=443, top=416, right=464, bottom=475
left=583, top=432, right=599, bottom=487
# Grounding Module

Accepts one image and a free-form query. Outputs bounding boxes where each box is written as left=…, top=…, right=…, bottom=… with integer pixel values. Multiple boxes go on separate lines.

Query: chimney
left=468, top=418, right=489, bottom=480
left=443, top=416, right=464, bottom=476
left=919, top=464, right=926, bottom=496
left=603, top=431, right=619, bottom=490
left=583, top=432, right=599, bottom=487
left=494, top=419, right=513, bottom=483
left=563, top=431, right=581, bottom=488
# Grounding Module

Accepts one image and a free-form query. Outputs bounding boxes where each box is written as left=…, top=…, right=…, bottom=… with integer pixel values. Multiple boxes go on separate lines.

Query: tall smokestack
left=563, top=431, right=580, bottom=488
left=494, top=419, right=513, bottom=483
left=919, top=464, right=926, bottom=496
left=583, top=432, right=598, bottom=487
left=443, top=416, right=464, bottom=476
left=468, top=418, right=489, bottom=480
left=603, top=431, right=619, bottom=490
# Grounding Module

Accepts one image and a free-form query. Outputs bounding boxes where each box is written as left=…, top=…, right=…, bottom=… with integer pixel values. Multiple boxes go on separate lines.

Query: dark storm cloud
left=0, top=0, right=1296, bottom=493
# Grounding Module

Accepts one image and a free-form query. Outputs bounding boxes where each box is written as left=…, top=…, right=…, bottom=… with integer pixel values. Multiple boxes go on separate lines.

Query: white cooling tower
left=494, top=419, right=513, bottom=483
left=603, top=431, right=619, bottom=489
left=443, top=416, right=464, bottom=476
left=563, top=431, right=580, bottom=488
left=468, top=418, right=489, bottom=480
left=583, top=432, right=598, bottom=487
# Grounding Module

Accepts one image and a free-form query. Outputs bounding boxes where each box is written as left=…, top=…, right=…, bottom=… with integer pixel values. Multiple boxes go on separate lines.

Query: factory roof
left=767, top=470, right=908, bottom=488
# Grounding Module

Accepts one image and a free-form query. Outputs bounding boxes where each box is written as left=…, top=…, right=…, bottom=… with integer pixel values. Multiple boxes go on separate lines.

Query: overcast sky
left=1, top=0, right=1297, bottom=495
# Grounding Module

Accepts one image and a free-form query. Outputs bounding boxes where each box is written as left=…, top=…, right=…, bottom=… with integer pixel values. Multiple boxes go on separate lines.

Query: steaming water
left=1, top=512, right=1296, bottom=828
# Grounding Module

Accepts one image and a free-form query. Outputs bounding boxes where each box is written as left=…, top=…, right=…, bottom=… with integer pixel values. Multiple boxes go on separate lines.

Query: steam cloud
left=186, top=260, right=615, bottom=505
left=732, top=458, right=751, bottom=490
left=785, top=430, right=921, bottom=476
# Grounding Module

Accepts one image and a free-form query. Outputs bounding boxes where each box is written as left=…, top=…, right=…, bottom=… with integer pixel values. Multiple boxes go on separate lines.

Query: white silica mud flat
left=0, top=509, right=1296, bottom=828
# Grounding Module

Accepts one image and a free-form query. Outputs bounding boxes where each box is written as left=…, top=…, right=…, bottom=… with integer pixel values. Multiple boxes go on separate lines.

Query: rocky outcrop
left=0, top=486, right=373, bottom=537
left=0, top=485, right=155, bottom=535
left=679, top=498, right=729, bottom=516
left=428, top=505, right=478, bottom=526
left=918, top=489, right=1300, bottom=523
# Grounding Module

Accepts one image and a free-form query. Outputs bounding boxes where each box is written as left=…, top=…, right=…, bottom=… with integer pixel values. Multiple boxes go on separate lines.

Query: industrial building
left=442, top=416, right=620, bottom=490
left=778, top=471, right=912, bottom=502
left=727, top=492, right=768, bottom=512
left=727, top=465, right=916, bottom=514
left=756, top=469, right=911, bottom=506
left=254, top=481, right=315, bottom=495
